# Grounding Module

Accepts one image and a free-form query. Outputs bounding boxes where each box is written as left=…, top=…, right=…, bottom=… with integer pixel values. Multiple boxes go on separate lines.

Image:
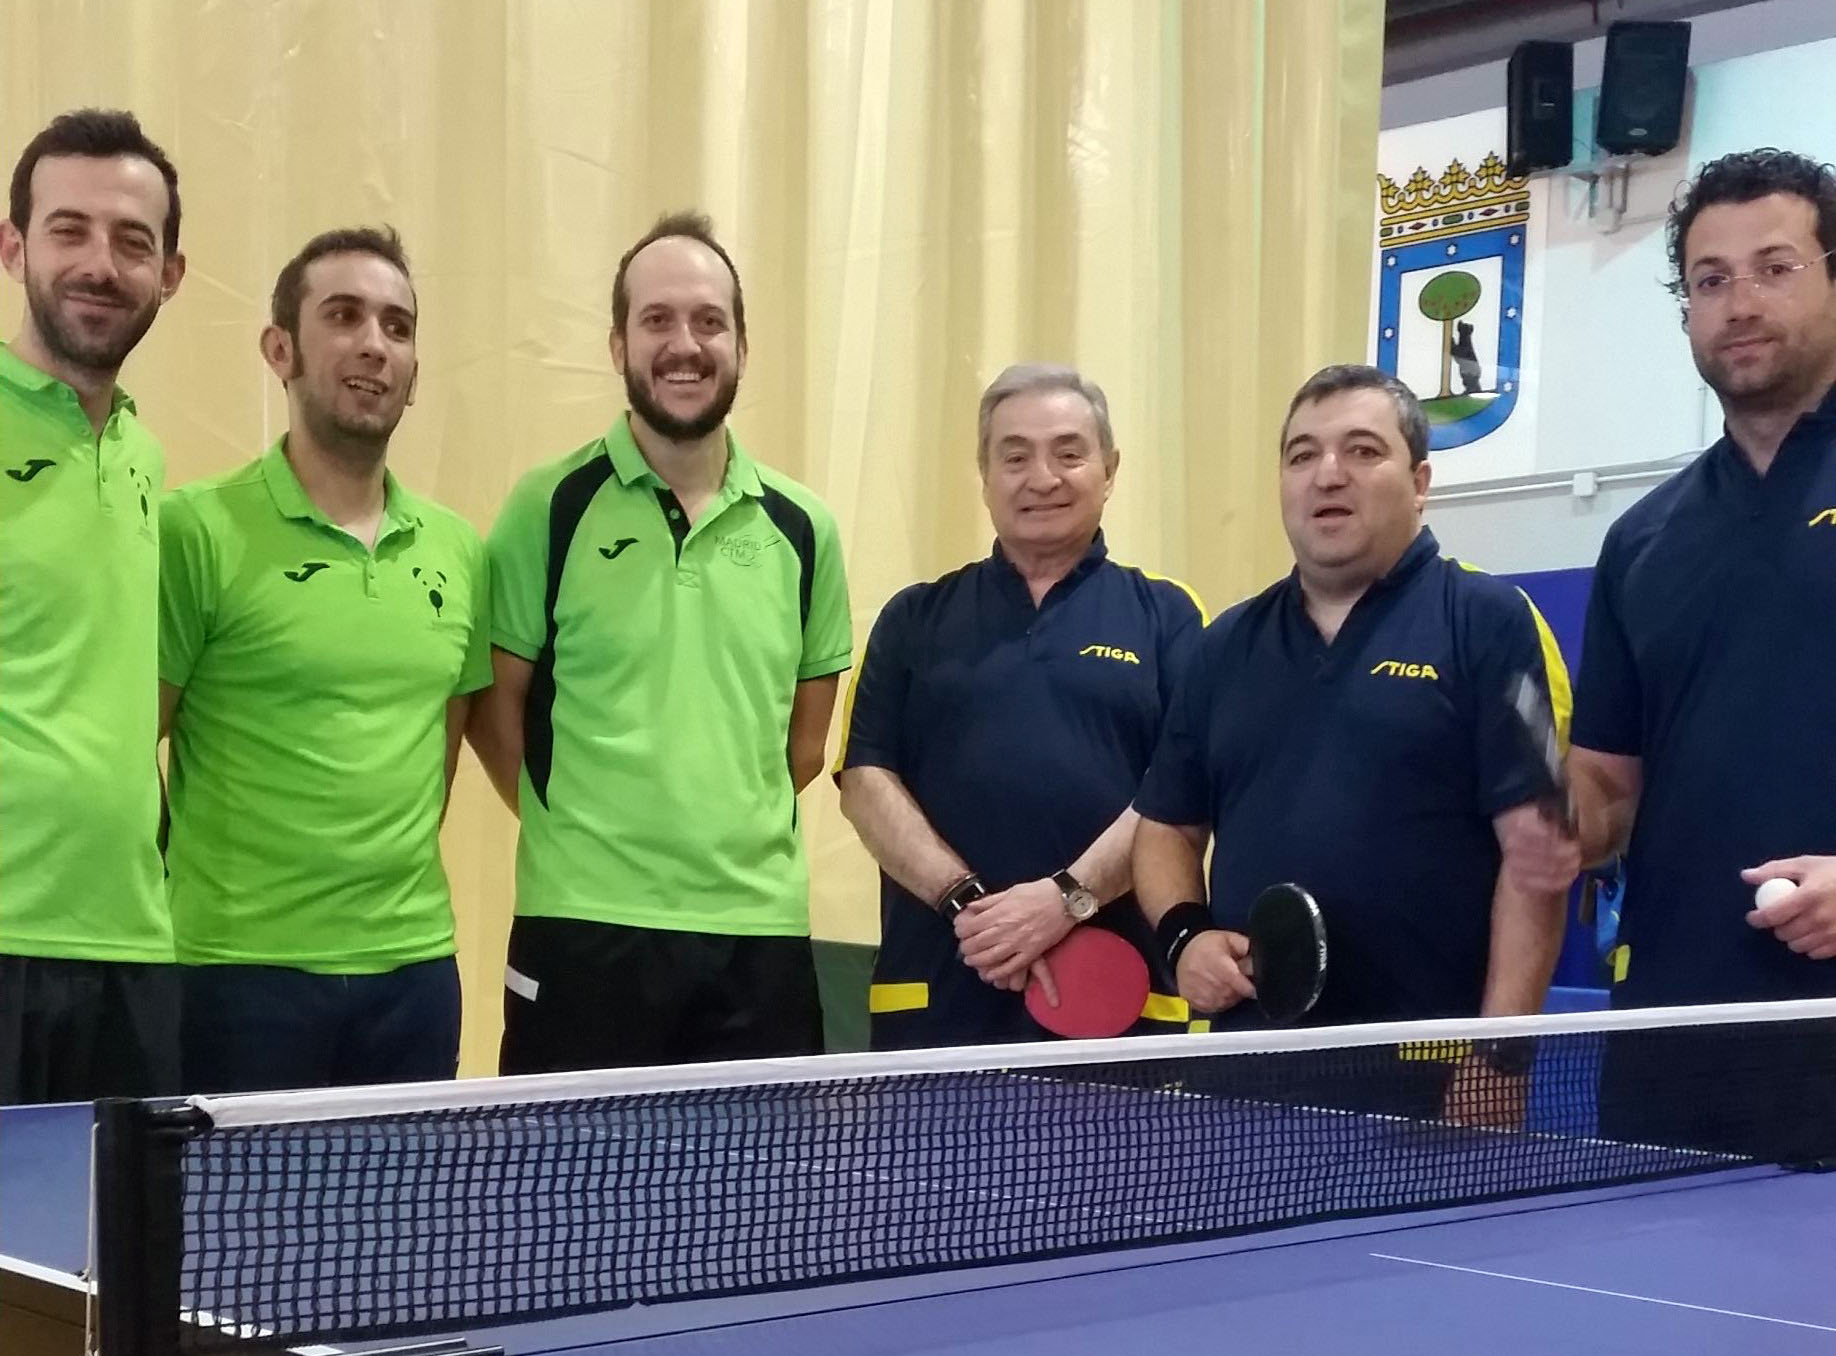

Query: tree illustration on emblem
left=1418, top=270, right=1481, bottom=399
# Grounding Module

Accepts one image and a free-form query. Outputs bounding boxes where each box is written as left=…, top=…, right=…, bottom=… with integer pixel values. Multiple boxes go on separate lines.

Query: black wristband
left=1476, top=1036, right=1537, bottom=1077
left=935, top=873, right=987, bottom=920
left=1157, top=901, right=1217, bottom=973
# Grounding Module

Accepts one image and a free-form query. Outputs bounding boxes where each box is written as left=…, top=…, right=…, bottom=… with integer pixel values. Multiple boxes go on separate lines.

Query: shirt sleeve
left=1570, top=532, right=1642, bottom=757
left=1468, top=583, right=1575, bottom=818
left=833, top=586, right=914, bottom=776
left=157, top=491, right=219, bottom=689
left=486, top=473, right=549, bottom=662
left=1134, top=621, right=1220, bottom=828
left=455, top=526, right=494, bottom=695
left=798, top=501, right=853, bottom=681
left=1151, top=580, right=1207, bottom=711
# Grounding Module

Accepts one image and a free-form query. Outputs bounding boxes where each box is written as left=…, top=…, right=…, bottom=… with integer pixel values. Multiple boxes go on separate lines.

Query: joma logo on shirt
left=1079, top=645, right=1140, bottom=664
left=1809, top=508, right=1836, bottom=527
left=1370, top=660, right=1440, bottom=680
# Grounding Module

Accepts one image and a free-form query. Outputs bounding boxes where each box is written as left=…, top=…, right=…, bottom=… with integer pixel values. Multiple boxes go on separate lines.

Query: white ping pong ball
left=1754, top=878, right=1799, bottom=912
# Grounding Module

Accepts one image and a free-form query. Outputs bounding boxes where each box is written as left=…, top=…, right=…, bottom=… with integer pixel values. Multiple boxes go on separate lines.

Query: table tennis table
left=5, top=1096, right=1833, bottom=1356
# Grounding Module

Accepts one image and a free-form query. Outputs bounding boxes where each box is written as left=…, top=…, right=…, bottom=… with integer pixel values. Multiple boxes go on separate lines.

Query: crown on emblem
left=1377, top=153, right=1530, bottom=243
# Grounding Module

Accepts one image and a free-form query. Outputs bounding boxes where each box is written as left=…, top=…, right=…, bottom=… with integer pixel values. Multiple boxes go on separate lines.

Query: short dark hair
left=8, top=108, right=181, bottom=253
left=270, top=226, right=414, bottom=338
left=1281, top=364, right=1430, bottom=467
left=1666, top=148, right=1836, bottom=299
left=611, top=210, right=746, bottom=346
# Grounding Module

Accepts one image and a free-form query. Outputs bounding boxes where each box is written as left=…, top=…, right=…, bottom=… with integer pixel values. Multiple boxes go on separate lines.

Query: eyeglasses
left=1676, top=248, right=1836, bottom=304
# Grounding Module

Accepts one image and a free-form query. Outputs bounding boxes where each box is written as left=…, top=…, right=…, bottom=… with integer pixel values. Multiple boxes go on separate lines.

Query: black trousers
left=1599, top=1021, right=1836, bottom=1167
left=182, top=957, right=461, bottom=1094
left=499, top=917, right=824, bottom=1073
left=0, top=955, right=180, bottom=1103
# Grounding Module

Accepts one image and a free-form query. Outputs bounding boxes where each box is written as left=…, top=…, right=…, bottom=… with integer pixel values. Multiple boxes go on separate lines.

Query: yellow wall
left=2, top=0, right=1382, bottom=1074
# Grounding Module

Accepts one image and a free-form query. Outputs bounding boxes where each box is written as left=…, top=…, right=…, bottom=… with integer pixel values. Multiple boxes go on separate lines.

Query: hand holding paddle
left=1507, top=671, right=1574, bottom=833
left=1244, top=883, right=1329, bottom=1024
left=1025, top=926, right=1148, bottom=1039
left=1498, top=672, right=1583, bottom=895
left=954, top=877, right=1077, bottom=990
left=1170, top=930, right=1255, bottom=1014
left=1158, top=883, right=1328, bottom=1026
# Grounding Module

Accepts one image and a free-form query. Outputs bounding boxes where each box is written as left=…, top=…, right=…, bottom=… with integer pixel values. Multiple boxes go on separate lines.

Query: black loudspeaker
left=1507, top=41, right=1574, bottom=175
left=1596, top=21, right=1691, bottom=156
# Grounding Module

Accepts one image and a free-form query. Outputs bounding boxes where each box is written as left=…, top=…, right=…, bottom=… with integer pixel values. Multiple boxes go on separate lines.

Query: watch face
left=1067, top=888, right=1099, bottom=921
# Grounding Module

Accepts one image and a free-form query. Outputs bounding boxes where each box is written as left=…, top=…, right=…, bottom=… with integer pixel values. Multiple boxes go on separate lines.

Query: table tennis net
left=98, top=997, right=1836, bottom=1353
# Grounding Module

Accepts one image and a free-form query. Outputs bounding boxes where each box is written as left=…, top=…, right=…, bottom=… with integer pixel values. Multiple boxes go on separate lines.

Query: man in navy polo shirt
left=1133, top=365, right=1574, bottom=1122
left=1569, top=150, right=1836, bottom=1160
left=835, top=363, right=1205, bottom=1049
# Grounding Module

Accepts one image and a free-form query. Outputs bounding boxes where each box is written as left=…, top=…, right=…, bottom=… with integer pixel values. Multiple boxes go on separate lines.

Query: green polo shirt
left=0, top=344, right=169, bottom=961
left=489, top=415, right=852, bottom=936
left=158, top=439, right=492, bottom=972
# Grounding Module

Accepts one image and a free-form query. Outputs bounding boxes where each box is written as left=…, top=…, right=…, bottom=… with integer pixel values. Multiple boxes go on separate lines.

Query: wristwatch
left=1476, top=1036, right=1537, bottom=1077
left=1053, top=870, right=1100, bottom=923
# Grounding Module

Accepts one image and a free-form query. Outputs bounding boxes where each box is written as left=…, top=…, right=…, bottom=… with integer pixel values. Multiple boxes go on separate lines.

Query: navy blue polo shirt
left=1574, top=387, right=1836, bottom=1007
left=1135, top=527, right=1571, bottom=1025
left=836, top=533, right=1205, bottom=1044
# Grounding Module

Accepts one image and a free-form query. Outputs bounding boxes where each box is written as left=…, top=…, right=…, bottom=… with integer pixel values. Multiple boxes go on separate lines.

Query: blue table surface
left=5, top=1098, right=1833, bottom=1355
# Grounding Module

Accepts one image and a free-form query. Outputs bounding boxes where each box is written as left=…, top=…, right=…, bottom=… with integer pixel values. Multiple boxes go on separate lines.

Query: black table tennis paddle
left=1245, top=882, right=1328, bottom=1025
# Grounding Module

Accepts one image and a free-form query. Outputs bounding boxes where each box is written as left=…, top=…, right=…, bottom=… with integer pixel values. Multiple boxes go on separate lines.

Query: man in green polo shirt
left=158, top=227, right=490, bottom=1093
left=470, top=210, right=852, bottom=1071
left=0, top=109, right=186, bottom=1104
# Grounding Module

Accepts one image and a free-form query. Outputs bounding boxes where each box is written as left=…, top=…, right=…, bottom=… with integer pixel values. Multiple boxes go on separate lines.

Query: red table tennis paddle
left=1024, top=926, right=1149, bottom=1039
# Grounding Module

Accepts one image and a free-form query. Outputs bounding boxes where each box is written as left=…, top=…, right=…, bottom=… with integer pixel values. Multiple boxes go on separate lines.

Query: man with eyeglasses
left=1566, top=149, right=1836, bottom=1162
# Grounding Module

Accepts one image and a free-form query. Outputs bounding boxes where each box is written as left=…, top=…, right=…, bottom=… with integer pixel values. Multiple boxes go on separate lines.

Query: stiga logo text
left=1370, top=660, right=1439, bottom=680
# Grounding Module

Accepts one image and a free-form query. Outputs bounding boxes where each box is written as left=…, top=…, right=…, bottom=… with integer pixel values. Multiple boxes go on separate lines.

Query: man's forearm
left=1568, top=752, right=1640, bottom=868
left=1131, top=816, right=1208, bottom=927
left=787, top=675, right=841, bottom=795
left=1479, top=874, right=1566, bottom=1017
left=442, top=697, right=470, bottom=824
left=465, top=703, right=522, bottom=814
left=1065, top=808, right=1140, bottom=906
left=837, top=766, right=971, bottom=907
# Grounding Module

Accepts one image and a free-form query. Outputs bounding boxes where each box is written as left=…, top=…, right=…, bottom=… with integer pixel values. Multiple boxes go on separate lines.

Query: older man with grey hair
left=835, top=362, right=1207, bottom=1048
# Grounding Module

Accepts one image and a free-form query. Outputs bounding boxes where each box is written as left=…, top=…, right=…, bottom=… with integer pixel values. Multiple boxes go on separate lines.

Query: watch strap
left=935, top=873, right=987, bottom=920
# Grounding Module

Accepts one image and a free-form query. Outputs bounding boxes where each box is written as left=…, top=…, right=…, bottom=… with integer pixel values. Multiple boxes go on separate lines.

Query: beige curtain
left=3, top=0, right=1382, bottom=1075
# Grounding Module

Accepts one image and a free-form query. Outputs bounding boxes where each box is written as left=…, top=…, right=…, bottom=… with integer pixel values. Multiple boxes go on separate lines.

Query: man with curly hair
left=1568, top=149, right=1836, bottom=1160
